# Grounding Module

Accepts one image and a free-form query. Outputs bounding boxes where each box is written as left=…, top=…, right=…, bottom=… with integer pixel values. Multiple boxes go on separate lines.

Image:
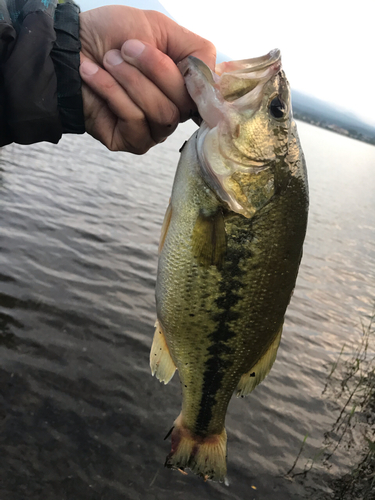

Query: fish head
left=179, top=51, right=299, bottom=218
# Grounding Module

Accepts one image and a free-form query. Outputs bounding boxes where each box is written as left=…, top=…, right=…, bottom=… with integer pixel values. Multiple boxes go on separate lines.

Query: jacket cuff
left=0, top=16, right=16, bottom=146
left=51, top=0, right=85, bottom=135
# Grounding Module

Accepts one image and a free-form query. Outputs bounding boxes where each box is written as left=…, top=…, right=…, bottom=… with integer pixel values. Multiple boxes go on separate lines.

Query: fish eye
left=269, top=96, right=286, bottom=119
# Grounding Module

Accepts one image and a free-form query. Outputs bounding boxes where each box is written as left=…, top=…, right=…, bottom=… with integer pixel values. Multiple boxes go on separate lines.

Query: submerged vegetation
left=287, top=307, right=375, bottom=499
left=322, top=306, right=375, bottom=499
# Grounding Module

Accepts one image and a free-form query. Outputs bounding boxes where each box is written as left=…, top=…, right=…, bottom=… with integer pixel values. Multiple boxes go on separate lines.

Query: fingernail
left=122, top=39, right=145, bottom=58
left=105, top=49, right=124, bottom=66
left=80, top=60, right=99, bottom=76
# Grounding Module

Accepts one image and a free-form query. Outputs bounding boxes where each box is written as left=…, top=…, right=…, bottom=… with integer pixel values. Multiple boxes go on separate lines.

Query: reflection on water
left=0, top=122, right=374, bottom=499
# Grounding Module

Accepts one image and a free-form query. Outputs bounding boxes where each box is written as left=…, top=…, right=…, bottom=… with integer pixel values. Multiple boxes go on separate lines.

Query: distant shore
left=294, top=113, right=375, bottom=146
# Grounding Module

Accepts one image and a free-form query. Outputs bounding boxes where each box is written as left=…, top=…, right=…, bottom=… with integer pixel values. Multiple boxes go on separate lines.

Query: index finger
left=119, top=11, right=216, bottom=122
left=118, top=40, right=200, bottom=123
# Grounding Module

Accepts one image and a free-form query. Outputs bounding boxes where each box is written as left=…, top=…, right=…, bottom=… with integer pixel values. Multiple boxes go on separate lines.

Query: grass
left=287, top=306, right=375, bottom=499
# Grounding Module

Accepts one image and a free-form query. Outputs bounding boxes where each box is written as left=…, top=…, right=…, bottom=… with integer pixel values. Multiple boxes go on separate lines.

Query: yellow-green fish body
left=150, top=50, right=308, bottom=481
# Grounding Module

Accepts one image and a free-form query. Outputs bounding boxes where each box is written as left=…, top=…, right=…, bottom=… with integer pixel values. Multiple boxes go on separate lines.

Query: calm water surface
left=0, top=122, right=374, bottom=499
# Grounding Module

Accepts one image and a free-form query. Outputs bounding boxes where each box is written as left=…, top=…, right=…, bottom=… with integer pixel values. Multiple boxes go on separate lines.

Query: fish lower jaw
left=165, top=413, right=227, bottom=482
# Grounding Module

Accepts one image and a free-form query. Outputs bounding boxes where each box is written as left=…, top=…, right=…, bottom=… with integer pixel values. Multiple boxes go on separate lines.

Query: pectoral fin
left=236, top=327, right=282, bottom=397
left=150, top=319, right=176, bottom=384
left=192, top=209, right=227, bottom=268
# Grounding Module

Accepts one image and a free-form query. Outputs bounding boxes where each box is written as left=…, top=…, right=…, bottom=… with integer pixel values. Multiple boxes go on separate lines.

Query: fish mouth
left=178, top=50, right=282, bottom=126
left=216, top=50, right=282, bottom=103
left=215, top=49, right=281, bottom=76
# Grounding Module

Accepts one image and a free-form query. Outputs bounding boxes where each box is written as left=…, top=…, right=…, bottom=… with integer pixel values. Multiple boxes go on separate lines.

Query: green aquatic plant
left=321, top=307, right=375, bottom=499
left=287, top=306, right=375, bottom=499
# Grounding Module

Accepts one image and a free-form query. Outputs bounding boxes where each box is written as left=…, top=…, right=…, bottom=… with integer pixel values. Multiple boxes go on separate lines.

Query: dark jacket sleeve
left=0, top=0, right=85, bottom=147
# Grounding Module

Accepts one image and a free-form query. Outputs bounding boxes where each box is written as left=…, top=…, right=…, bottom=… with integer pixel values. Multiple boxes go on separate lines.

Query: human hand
left=79, top=6, right=216, bottom=153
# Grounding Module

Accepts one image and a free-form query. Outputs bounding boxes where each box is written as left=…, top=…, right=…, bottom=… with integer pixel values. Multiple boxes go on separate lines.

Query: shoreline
left=294, top=113, right=375, bottom=147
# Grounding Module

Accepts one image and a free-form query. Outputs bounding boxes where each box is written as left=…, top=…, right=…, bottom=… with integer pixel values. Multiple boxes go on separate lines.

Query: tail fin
left=164, top=414, right=227, bottom=482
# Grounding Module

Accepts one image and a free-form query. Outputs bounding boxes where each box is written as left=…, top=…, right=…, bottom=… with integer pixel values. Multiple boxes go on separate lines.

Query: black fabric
left=2, top=10, right=62, bottom=145
left=4, top=0, right=58, bottom=31
left=0, top=0, right=84, bottom=147
left=0, top=17, right=16, bottom=145
left=51, top=1, right=84, bottom=134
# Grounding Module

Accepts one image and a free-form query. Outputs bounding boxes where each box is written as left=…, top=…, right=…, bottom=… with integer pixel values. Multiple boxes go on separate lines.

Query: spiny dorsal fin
left=159, top=202, right=172, bottom=254
left=150, top=319, right=176, bottom=384
left=236, top=326, right=282, bottom=397
left=192, top=209, right=226, bottom=268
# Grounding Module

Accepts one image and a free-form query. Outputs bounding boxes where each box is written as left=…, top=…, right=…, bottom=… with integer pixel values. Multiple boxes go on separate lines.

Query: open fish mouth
left=178, top=49, right=282, bottom=121
left=215, top=49, right=281, bottom=76
left=215, top=49, right=282, bottom=103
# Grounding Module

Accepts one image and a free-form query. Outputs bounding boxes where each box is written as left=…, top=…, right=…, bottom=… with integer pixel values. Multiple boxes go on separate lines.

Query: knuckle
left=151, top=51, right=172, bottom=76
left=160, top=104, right=180, bottom=130
left=122, top=68, right=141, bottom=89
left=149, top=104, right=179, bottom=144
left=147, top=10, right=167, bottom=27
left=126, top=120, right=155, bottom=155
left=108, top=138, right=150, bottom=154
left=129, top=142, right=152, bottom=155
left=102, top=79, right=119, bottom=94
left=205, top=39, right=217, bottom=58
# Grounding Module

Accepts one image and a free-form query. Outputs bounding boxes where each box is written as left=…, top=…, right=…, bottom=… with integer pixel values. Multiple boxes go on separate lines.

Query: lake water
left=1, top=121, right=374, bottom=499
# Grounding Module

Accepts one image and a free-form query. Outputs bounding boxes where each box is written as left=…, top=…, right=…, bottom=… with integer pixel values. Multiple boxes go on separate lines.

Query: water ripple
left=0, top=122, right=374, bottom=498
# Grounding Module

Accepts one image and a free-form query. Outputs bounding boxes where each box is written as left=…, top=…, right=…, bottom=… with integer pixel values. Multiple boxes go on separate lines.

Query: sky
left=79, top=0, right=375, bottom=126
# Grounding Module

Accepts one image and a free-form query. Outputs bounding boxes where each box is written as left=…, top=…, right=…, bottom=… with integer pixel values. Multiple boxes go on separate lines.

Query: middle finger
left=104, top=50, right=180, bottom=144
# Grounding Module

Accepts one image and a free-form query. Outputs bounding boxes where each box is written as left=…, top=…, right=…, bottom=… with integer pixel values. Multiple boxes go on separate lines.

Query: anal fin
left=150, top=319, right=176, bottom=384
left=236, top=326, right=282, bottom=397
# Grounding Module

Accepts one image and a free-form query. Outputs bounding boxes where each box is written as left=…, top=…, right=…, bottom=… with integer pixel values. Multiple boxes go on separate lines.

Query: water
left=0, top=122, right=374, bottom=499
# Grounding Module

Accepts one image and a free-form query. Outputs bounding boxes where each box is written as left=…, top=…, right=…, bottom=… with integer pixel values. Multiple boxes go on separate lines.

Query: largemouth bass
left=150, top=50, right=308, bottom=482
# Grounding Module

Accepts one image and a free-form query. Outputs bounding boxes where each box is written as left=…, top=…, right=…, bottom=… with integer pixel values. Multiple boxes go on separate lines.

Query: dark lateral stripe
left=194, top=239, right=246, bottom=435
left=194, top=334, right=234, bottom=435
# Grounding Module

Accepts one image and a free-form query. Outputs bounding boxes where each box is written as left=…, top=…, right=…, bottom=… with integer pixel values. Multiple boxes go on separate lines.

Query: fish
left=150, top=49, right=308, bottom=482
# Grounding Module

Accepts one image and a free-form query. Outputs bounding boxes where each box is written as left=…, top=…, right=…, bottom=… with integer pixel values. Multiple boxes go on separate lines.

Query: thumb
left=147, top=11, right=217, bottom=71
